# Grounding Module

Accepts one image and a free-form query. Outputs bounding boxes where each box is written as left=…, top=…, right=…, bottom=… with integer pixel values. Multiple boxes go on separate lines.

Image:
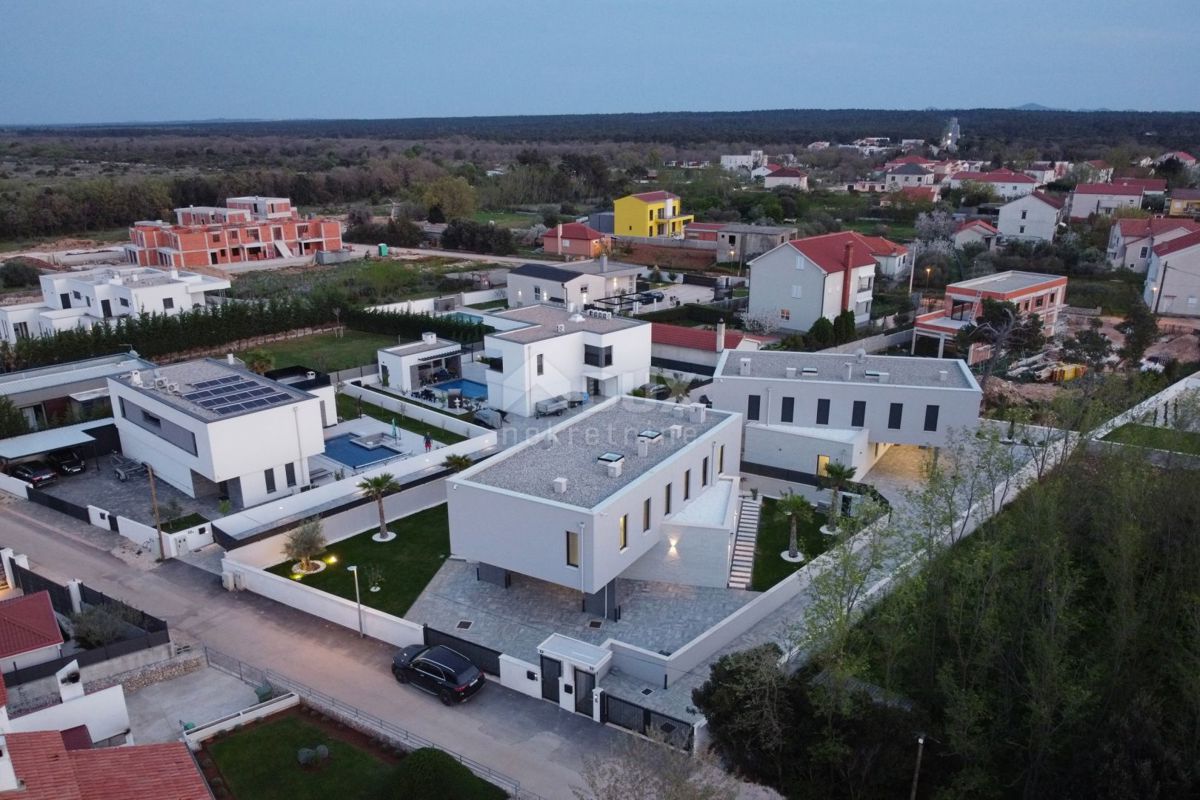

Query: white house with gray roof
left=480, top=304, right=651, bottom=417
left=505, top=258, right=641, bottom=311
left=704, top=349, right=981, bottom=483
left=447, top=397, right=743, bottom=617
left=106, top=356, right=326, bottom=508
left=0, top=352, right=156, bottom=431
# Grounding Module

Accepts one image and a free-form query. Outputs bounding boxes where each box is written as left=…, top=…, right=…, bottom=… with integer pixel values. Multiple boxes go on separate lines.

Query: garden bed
left=161, top=512, right=209, bottom=533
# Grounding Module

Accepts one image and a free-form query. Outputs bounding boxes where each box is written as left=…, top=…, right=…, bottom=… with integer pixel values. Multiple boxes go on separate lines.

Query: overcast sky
left=3, top=0, right=1197, bottom=125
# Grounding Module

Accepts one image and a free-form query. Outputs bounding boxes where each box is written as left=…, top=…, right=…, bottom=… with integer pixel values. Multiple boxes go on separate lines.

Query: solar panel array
left=181, top=374, right=293, bottom=416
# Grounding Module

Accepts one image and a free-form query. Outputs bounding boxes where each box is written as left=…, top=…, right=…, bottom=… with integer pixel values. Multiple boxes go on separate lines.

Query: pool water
left=433, top=378, right=489, bottom=400
left=322, top=433, right=403, bottom=469
left=441, top=312, right=483, bottom=326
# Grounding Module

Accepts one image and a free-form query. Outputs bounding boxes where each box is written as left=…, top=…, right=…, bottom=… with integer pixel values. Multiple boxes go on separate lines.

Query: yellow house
left=613, top=191, right=694, bottom=238
left=1168, top=189, right=1200, bottom=218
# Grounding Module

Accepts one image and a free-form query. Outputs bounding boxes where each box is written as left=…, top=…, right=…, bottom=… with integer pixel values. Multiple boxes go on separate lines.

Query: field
left=240, top=330, right=393, bottom=373
left=268, top=504, right=451, bottom=617
left=228, top=257, right=489, bottom=307
left=469, top=209, right=537, bottom=228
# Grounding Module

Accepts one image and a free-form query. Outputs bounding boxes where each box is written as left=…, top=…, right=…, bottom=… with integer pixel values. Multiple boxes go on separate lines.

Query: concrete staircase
left=728, top=495, right=761, bottom=590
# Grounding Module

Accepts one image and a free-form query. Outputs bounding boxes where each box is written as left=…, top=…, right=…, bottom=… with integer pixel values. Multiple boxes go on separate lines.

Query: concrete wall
left=342, top=379, right=494, bottom=440
left=0, top=474, right=29, bottom=499
left=183, top=693, right=300, bottom=751
left=498, top=654, right=543, bottom=700
left=367, top=287, right=506, bottom=316
left=744, top=422, right=874, bottom=478
left=818, top=328, right=913, bottom=355
left=115, top=516, right=161, bottom=558
left=8, top=684, right=130, bottom=745
left=3, top=642, right=64, bottom=673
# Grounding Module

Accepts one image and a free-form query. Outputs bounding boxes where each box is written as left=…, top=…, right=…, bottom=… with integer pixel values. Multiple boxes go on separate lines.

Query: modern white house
left=1067, top=183, right=1143, bottom=220
left=0, top=352, right=157, bottom=431
left=997, top=191, right=1065, bottom=243
left=377, top=333, right=463, bottom=393
left=704, top=349, right=982, bottom=484
left=1108, top=217, right=1200, bottom=272
left=481, top=305, right=651, bottom=418
left=1144, top=230, right=1200, bottom=317
left=107, top=357, right=326, bottom=508
left=0, top=266, right=229, bottom=345
left=505, top=258, right=641, bottom=310
left=747, top=231, right=902, bottom=331
left=447, top=397, right=743, bottom=617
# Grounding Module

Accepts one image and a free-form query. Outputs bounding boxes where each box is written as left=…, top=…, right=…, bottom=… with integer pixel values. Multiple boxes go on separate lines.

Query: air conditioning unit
left=167, top=382, right=180, bottom=393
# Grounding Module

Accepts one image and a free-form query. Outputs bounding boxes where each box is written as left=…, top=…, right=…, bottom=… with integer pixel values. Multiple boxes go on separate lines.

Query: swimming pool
left=441, top=312, right=484, bottom=326
left=322, top=433, right=404, bottom=469
left=433, top=378, right=489, bottom=400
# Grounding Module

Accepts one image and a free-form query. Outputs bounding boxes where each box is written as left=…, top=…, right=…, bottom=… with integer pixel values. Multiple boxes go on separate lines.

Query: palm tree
left=241, top=349, right=275, bottom=375
left=441, top=454, right=473, bottom=472
left=284, top=518, right=326, bottom=573
left=821, top=461, right=858, bottom=534
left=358, top=473, right=401, bottom=542
left=772, top=491, right=814, bottom=561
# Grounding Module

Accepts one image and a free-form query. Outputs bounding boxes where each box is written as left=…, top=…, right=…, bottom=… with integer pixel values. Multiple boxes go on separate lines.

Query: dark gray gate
left=574, top=668, right=595, bottom=715
left=25, top=487, right=89, bottom=523
left=602, top=692, right=695, bottom=751
left=422, top=627, right=501, bottom=675
left=540, top=656, right=561, bottom=702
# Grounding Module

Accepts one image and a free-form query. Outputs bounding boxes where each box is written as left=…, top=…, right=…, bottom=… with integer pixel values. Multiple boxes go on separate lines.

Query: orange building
left=125, top=196, right=342, bottom=269
left=541, top=222, right=610, bottom=259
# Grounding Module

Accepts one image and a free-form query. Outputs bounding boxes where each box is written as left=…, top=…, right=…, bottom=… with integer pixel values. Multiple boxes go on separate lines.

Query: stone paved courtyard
left=406, top=559, right=756, bottom=666
left=42, top=457, right=224, bottom=526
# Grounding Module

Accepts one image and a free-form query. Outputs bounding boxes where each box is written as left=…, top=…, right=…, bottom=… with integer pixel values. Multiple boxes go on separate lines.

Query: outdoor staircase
left=728, top=494, right=761, bottom=590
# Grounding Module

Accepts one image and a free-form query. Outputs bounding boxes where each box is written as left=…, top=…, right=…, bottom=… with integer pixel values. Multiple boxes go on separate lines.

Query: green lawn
left=750, top=498, right=830, bottom=591
left=334, top=393, right=468, bottom=445
left=268, top=504, right=451, bottom=617
left=1102, top=423, right=1200, bottom=455
left=162, top=512, right=208, bottom=533
left=242, top=330, right=394, bottom=373
left=206, top=714, right=391, bottom=800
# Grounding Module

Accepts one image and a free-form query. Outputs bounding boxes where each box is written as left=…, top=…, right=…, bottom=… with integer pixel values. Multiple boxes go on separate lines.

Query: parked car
left=640, top=290, right=665, bottom=303
left=638, top=382, right=671, bottom=400
left=10, top=460, right=56, bottom=487
left=391, top=644, right=485, bottom=705
left=47, top=449, right=85, bottom=475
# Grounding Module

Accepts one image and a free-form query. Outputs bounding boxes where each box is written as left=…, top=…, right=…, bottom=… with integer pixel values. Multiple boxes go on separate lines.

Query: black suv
left=10, top=461, right=56, bottom=487
left=391, top=644, right=485, bottom=705
left=48, top=449, right=86, bottom=475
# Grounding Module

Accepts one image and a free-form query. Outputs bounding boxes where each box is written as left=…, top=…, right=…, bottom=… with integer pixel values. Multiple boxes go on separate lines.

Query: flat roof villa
left=0, top=352, right=156, bottom=431
left=449, top=396, right=743, bottom=618
left=706, top=349, right=981, bottom=484
left=107, top=357, right=326, bottom=508
left=377, top=333, right=464, bottom=394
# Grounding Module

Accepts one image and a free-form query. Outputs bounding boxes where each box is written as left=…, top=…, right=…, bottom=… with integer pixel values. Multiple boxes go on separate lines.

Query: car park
left=640, top=290, right=665, bottom=302
left=47, top=449, right=86, bottom=475
left=391, top=644, right=486, bottom=705
left=10, top=460, right=57, bottom=487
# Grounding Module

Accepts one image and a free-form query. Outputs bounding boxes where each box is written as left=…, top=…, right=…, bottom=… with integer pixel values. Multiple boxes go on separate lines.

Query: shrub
left=70, top=603, right=144, bottom=649
left=0, top=259, right=41, bottom=288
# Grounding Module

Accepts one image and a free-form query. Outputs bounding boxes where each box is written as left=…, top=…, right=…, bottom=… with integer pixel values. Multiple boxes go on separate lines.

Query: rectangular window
left=684, top=470, right=691, bottom=500
left=1035, top=296, right=1044, bottom=307
left=817, top=454, right=830, bottom=477
left=702, top=457, right=709, bottom=487
left=119, top=297, right=130, bottom=307
left=718, top=445, right=725, bottom=474
left=664, top=483, right=672, bottom=515
left=584, top=344, right=613, bottom=367
left=888, top=402, right=903, bottom=430
left=852, top=400, right=866, bottom=427
left=924, top=404, right=940, bottom=432
left=643, top=498, right=651, bottom=532
left=285, top=463, right=297, bottom=487
left=779, top=308, right=791, bottom=321
left=1021, top=210, right=1028, bottom=219
left=781, top=396, right=795, bottom=423
left=264, top=469, right=276, bottom=493
left=816, top=398, right=830, bottom=425
left=747, top=394, right=761, bottom=421
left=1140, top=246, right=1149, bottom=258
left=72, top=291, right=81, bottom=300
left=536, top=354, right=544, bottom=376
left=618, top=515, right=628, bottom=551
left=163, top=298, right=174, bottom=311
left=566, top=530, right=580, bottom=567
left=141, top=410, right=161, bottom=428
left=791, top=285, right=803, bottom=298
left=1019, top=225, right=1025, bottom=234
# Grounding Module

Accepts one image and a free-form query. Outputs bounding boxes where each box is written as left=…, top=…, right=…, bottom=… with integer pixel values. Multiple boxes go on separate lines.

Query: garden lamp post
left=347, top=565, right=364, bottom=637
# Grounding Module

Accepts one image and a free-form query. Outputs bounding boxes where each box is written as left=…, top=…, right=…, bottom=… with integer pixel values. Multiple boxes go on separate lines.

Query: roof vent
left=668, top=424, right=684, bottom=440
left=855, top=347, right=867, bottom=363
left=801, top=367, right=818, bottom=377
left=843, top=362, right=853, bottom=381
left=938, top=369, right=948, bottom=382
left=129, top=369, right=143, bottom=387
left=690, top=403, right=706, bottom=423
left=739, top=357, right=752, bottom=376
left=552, top=477, right=568, bottom=494
left=605, top=460, right=623, bottom=478
left=637, top=439, right=650, bottom=457
left=422, top=331, right=437, bottom=344
left=556, top=323, right=567, bottom=333
left=785, top=366, right=796, bottom=378
left=306, top=371, right=316, bottom=380
left=543, top=432, right=559, bottom=449
left=226, top=353, right=236, bottom=365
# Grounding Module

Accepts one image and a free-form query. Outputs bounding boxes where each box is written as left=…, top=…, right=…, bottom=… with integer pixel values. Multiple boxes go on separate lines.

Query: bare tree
left=572, top=734, right=739, bottom=800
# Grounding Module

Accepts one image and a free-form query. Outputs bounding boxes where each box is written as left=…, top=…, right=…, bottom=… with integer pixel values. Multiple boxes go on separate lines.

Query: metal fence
left=24, top=487, right=90, bottom=523
left=203, top=646, right=547, bottom=800
left=10, top=563, right=73, bottom=612
left=601, top=692, right=694, bottom=751
left=423, top=626, right=502, bottom=676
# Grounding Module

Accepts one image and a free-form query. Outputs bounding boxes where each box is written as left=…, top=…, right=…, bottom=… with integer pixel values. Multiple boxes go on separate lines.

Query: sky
left=2, top=0, right=1198, bottom=125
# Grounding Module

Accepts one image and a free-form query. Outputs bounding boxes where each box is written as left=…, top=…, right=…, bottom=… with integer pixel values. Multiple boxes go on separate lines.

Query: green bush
left=379, top=749, right=506, bottom=800
left=0, top=259, right=42, bottom=288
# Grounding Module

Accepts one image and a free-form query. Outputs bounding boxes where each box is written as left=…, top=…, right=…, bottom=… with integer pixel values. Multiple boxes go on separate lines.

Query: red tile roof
left=951, top=168, right=1036, bottom=185
left=859, top=234, right=909, bottom=256
left=1159, top=151, right=1197, bottom=165
left=651, top=323, right=745, bottom=352
left=0, top=592, right=63, bottom=661
left=542, top=223, right=604, bottom=242
left=1115, top=217, right=1200, bottom=239
left=1073, top=182, right=1143, bottom=196
left=1113, top=177, right=1167, bottom=192
left=628, top=191, right=679, bottom=203
left=896, top=186, right=939, bottom=202
left=0, top=732, right=210, bottom=800
left=785, top=231, right=894, bottom=273
left=957, top=219, right=999, bottom=234
left=766, top=167, right=808, bottom=179
left=886, top=155, right=935, bottom=167
left=1030, top=190, right=1066, bottom=209
left=1153, top=230, right=1200, bottom=257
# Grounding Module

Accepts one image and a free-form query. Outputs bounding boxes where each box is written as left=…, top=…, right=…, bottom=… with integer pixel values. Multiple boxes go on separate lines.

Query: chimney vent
left=690, top=403, right=706, bottom=423
left=306, top=370, right=316, bottom=380
left=939, top=369, right=948, bottom=382
left=668, top=424, right=683, bottom=440
left=543, top=432, right=558, bottom=449
left=739, top=357, right=752, bottom=376
left=422, top=331, right=437, bottom=345
left=855, top=347, right=867, bottom=364
left=129, top=369, right=143, bottom=387
left=606, top=460, right=623, bottom=478
left=785, top=366, right=797, bottom=379
left=715, top=319, right=727, bottom=353
left=552, top=477, right=568, bottom=494
left=637, top=439, right=650, bottom=457
left=844, top=362, right=853, bottom=381
left=226, top=353, right=236, bottom=365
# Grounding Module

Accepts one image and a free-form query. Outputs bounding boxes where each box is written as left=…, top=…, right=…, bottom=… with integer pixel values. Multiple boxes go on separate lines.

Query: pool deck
left=310, top=417, right=438, bottom=478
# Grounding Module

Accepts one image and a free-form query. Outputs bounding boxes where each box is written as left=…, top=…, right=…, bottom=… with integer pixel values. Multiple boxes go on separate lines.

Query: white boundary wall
left=367, top=288, right=506, bottom=316
left=184, top=693, right=301, bottom=751
left=498, top=654, right=542, bottom=700
left=0, top=474, right=29, bottom=499
left=342, top=378, right=494, bottom=440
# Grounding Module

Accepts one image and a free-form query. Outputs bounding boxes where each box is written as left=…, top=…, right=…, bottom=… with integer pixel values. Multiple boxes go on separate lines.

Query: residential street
left=0, top=500, right=622, bottom=800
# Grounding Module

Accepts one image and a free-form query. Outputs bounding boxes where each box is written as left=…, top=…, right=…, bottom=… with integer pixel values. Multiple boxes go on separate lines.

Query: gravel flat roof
left=717, top=350, right=978, bottom=391
left=490, top=305, right=645, bottom=344
left=948, top=270, right=1064, bottom=294
left=462, top=397, right=735, bottom=508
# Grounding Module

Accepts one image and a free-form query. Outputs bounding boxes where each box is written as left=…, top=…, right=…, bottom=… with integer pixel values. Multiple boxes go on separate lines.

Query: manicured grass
left=466, top=299, right=507, bottom=310
left=268, top=504, right=451, bottom=617
left=750, top=498, right=830, bottom=591
left=335, top=393, right=468, bottom=445
left=1102, top=423, right=1200, bottom=455
left=207, top=715, right=390, bottom=800
left=161, top=512, right=208, bottom=533
left=242, top=330, right=394, bottom=373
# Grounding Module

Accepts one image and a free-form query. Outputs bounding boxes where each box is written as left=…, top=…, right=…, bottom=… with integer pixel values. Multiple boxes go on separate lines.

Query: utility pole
left=909, top=734, right=926, bottom=800
left=147, top=465, right=166, bottom=561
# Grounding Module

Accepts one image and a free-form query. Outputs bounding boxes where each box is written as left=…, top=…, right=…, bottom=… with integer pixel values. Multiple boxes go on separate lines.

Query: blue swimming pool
left=441, top=311, right=484, bottom=326
left=433, top=378, right=489, bottom=400
left=323, top=433, right=402, bottom=469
